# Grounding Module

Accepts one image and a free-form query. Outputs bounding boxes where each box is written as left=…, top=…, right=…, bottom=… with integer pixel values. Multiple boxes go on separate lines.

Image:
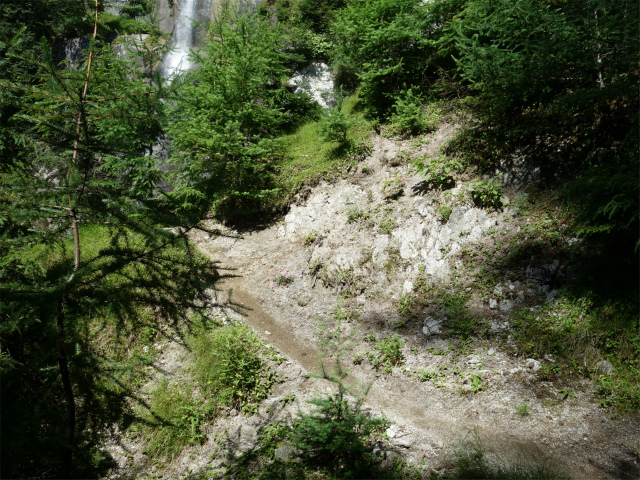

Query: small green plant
left=468, top=374, right=484, bottom=393
left=515, top=401, right=530, bottom=417
left=368, top=334, right=404, bottom=372
left=558, top=389, right=576, bottom=401
left=416, top=368, right=438, bottom=382
left=303, top=230, right=318, bottom=246
left=321, top=108, right=350, bottom=144
left=290, top=315, right=389, bottom=470
left=359, top=247, right=373, bottom=266
left=413, top=155, right=463, bottom=190
left=365, top=333, right=377, bottom=343
left=379, top=216, right=398, bottom=234
left=438, top=205, right=453, bottom=222
left=345, top=205, right=371, bottom=223
left=470, top=178, right=504, bottom=209
left=397, top=294, right=416, bottom=317
left=361, top=165, right=373, bottom=175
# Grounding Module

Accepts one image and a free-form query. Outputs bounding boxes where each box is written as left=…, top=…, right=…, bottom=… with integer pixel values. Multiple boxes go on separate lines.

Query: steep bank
left=178, top=124, right=638, bottom=479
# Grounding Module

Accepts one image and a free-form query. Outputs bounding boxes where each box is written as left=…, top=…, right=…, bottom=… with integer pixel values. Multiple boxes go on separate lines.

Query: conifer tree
left=0, top=2, right=219, bottom=477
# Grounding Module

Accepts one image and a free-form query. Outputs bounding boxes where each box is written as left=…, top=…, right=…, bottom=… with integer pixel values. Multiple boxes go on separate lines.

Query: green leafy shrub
left=389, top=89, right=426, bottom=135
left=416, top=368, right=438, bottom=382
left=321, top=108, right=351, bottom=144
left=470, top=178, right=504, bottom=209
left=368, top=334, right=404, bottom=372
left=413, top=155, right=463, bottom=190
left=189, top=324, right=277, bottom=415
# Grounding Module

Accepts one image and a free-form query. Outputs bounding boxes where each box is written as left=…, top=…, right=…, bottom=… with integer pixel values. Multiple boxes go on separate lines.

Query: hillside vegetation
left=0, top=0, right=637, bottom=478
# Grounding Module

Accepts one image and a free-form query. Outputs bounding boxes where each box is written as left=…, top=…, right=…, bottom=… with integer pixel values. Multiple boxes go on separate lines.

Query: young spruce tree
left=0, top=2, right=219, bottom=477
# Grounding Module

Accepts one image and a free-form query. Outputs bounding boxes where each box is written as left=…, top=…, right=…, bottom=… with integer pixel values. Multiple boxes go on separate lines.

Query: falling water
left=163, top=0, right=199, bottom=76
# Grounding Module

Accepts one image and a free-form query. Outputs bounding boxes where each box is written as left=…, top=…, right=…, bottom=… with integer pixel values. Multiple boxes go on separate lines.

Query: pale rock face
left=288, top=62, right=336, bottom=108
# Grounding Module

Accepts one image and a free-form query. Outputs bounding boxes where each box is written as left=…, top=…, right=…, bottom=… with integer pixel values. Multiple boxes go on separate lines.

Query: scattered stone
left=488, top=348, right=496, bottom=356
left=499, top=299, right=514, bottom=312
left=489, top=298, right=498, bottom=309
left=544, top=354, right=556, bottom=363
left=525, top=359, right=541, bottom=372
left=595, top=360, right=614, bottom=376
left=510, top=367, right=522, bottom=374
left=422, top=316, right=442, bottom=336
left=546, top=289, right=559, bottom=303
left=274, top=445, right=302, bottom=463
left=394, top=436, right=413, bottom=448
left=466, top=359, right=480, bottom=365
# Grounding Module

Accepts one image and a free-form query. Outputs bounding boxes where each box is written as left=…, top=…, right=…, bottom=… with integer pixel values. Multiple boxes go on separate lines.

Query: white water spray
left=163, top=0, right=199, bottom=76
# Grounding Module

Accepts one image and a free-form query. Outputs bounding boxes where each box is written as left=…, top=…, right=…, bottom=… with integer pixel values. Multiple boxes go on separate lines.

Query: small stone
left=499, top=299, right=514, bottom=312
left=265, top=331, right=272, bottom=335
left=525, top=359, right=541, bottom=372
left=422, top=316, right=442, bottom=336
left=466, top=359, right=480, bottom=365
left=509, top=367, right=522, bottom=374
left=274, top=445, right=302, bottom=463
left=595, top=360, right=614, bottom=376
left=394, top=436, right=412, bottom=448
left=488, top=348, right=496, bottom=356
left=489, top=298, right=498, bottom=309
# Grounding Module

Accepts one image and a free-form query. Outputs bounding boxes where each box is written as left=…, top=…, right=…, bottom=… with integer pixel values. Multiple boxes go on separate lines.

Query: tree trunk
left=56, top=299, right=76, bottom=478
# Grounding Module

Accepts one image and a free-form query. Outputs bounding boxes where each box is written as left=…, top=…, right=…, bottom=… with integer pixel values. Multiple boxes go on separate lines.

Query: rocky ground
left=105, top=124, right=639, bottom=479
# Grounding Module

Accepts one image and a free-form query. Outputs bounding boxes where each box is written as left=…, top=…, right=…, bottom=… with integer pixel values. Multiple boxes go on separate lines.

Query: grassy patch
left=270, top=93, right=373, bottom=208
left=135, top=324, right=280, bottom=460
left=509, top=294, right=639, bottom=415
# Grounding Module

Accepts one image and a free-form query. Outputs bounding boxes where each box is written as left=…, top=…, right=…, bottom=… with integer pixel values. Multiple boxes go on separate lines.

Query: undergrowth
left=134, top=323, right=280, bottom=460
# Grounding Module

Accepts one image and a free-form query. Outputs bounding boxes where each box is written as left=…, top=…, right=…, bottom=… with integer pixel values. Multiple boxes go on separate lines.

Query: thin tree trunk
left=69, top=0, right=98, bottom=272
left=57, top=299, right=76, bottom=479
left=58, top=2, right=99, bottom=475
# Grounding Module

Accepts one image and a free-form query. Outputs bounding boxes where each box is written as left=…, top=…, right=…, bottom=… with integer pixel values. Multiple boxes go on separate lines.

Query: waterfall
left=163, top=0, right=200, bottom=76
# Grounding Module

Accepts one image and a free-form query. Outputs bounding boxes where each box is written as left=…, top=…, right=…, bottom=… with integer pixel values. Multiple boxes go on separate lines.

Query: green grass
left=189, top=323, right=279, bottom=416
left=138, top=380, right=210, bottom=459
left=270, top=92, right=373, bottom=207
left=135, top=323, right=280, bottom=460
left=510, top=294, right=639, bottom=415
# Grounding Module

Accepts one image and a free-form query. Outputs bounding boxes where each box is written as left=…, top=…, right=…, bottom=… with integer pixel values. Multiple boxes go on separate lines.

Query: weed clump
left=189, top=324, right=278, bottom=415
